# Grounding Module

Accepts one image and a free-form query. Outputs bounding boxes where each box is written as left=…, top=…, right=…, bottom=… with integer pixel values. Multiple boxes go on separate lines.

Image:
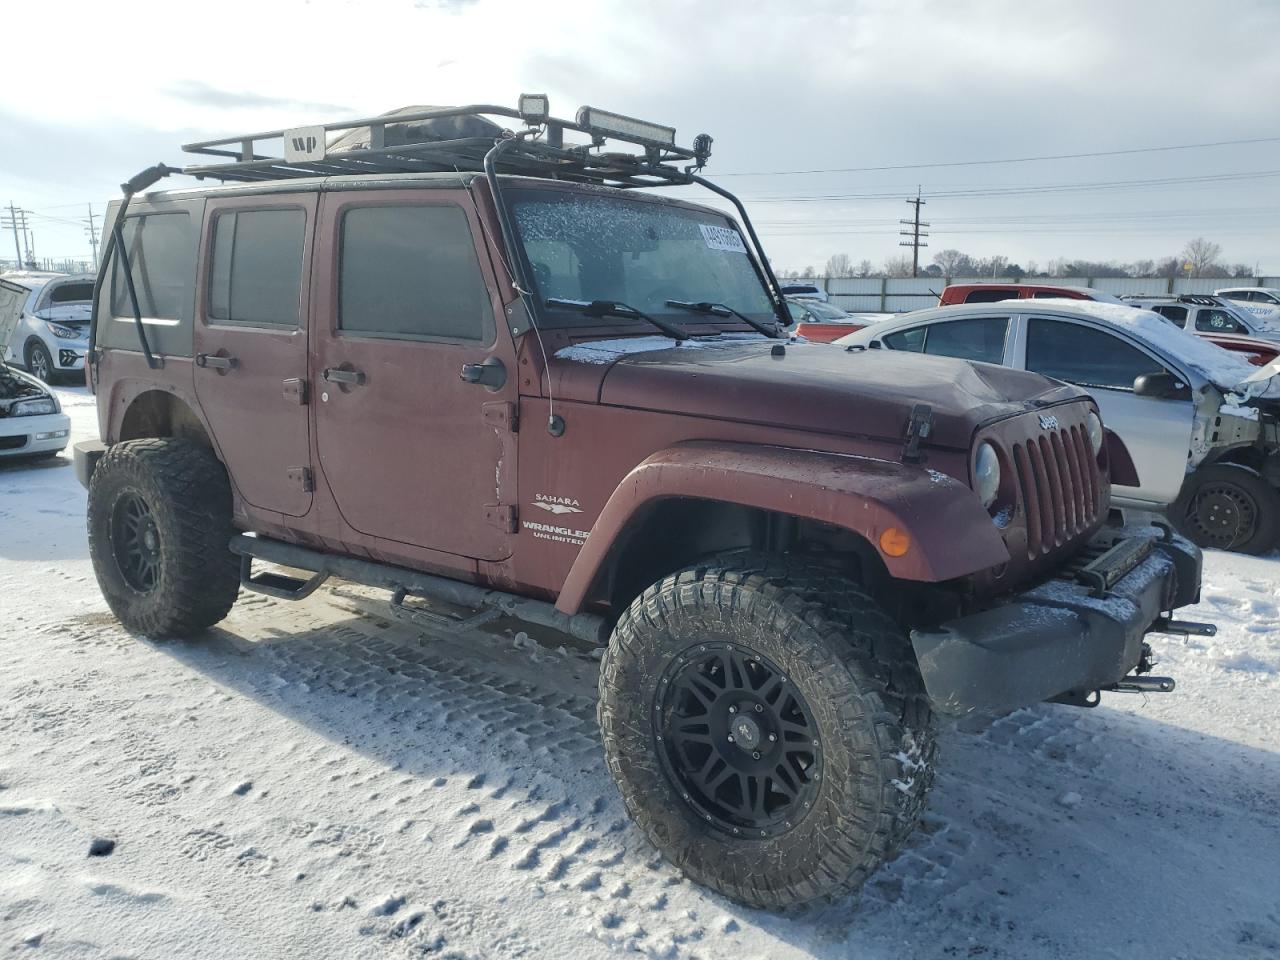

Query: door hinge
left=484, top=503, right=518, bottom=533
left=482, top=400, right=518, bottom=433
left=288, top=466, right=314, bottom=492
left=283, top=377, right=309, bottom=405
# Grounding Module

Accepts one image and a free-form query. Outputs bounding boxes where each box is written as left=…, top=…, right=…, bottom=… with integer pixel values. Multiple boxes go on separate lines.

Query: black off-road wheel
left=598, top=554, right=936, bottom=909
left=1172, top=463, right=1280, bottom=555
left=87, top=438, right=240, bottom=638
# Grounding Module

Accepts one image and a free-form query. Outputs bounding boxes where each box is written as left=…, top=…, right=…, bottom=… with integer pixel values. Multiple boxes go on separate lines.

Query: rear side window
left=920, top=317, right=1008, bottom=364
left=111, top=212, right=194, bottom=320
left=1025, top=319, right=1165, bottom=391
left=964, top=289, right=1017, bottom=304
left=883, top=327, right=926, bottom=352
left=1195, top=308, right=1246, bottom=333
left=1153, top=305, right=1188, bottom=327
left=209, top=208, right=306, bottom=327
left=338, top=204, right=491, bottom=341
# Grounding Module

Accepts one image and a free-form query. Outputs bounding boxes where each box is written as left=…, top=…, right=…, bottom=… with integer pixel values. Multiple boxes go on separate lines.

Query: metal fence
left=804, top=276, right=1280, bottom=313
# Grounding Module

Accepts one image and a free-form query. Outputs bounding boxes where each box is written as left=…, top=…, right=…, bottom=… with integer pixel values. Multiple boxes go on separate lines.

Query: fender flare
left=555, top=441, right=1010, bottom=614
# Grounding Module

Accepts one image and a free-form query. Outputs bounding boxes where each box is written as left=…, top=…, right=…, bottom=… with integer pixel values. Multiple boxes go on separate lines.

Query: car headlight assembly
left=975, top=442, right=1001, bottom=510
left=1086, top=411, right=1104, bottom=457
left=46, top=322, right=81, bottom=340
left=9, top=397, right=59, bottom=417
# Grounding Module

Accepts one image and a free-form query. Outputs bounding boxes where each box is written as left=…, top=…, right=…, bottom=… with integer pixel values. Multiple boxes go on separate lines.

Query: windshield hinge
left=901, top=403, right=933, bottom=463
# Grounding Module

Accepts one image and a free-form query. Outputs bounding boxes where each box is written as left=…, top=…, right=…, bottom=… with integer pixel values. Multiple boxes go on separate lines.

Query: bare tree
left=932, top=249, right=966, bottom=276
left=856, top=259, right=874, bottom=278
left=882, top=255, right=914, bottom=278
left=1181, top=237, right=1222, bottom=277
left=824, top=253, right=854, bottom=278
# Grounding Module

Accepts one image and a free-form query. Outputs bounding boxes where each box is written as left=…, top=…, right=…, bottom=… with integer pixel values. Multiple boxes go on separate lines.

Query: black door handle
left=459, top=357, right=507, bottom=389
left=323, top=367, right=366, bottom=386
left=196, top=353, right=238, bottom=370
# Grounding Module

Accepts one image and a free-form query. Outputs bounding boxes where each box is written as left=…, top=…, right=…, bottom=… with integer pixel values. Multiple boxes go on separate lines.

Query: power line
left=714, top=135, right=1280, bottom=177
left=740, top=169, right=1280, bottom=203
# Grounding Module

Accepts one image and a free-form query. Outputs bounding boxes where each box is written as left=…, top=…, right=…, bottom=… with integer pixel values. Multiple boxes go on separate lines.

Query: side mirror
left=1133, top=371, right=1190, bottom=400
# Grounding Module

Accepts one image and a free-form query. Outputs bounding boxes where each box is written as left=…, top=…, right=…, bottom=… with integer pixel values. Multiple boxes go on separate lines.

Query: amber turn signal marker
left=879, top=527, right=911, bottom=557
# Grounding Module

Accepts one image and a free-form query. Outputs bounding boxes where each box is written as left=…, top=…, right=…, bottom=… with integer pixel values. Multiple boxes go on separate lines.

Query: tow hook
left=1150, top=617, right=1217, bottom=638
left=1110, top=676, right=1176, bottom=694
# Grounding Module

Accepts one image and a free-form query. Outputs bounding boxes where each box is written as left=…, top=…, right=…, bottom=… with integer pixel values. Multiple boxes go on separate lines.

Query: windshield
left=508, top=189, right=775, bottom=329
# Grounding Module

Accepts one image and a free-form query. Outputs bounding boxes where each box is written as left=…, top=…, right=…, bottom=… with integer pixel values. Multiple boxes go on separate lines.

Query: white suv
left=1122, top=294, right=1278, bottom=343
left=1216, top=287, right=1280, bottom=324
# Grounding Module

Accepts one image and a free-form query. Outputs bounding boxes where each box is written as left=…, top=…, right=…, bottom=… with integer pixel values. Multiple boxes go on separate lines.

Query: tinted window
left=1153, top=305, right=1188, bottom=327
left=921, top=317, right=1008, bottom=364
left=1025, top=319, right=1165, bottom=391
left=1195, top=308, right=1246, bottom=333
left=339, top=205, right=491, bottom=341
left=48, top=282, right=94, bottom=304
left=883, top=327, right=926, bottom=352
left=964, top=288, right=1017, bottom=304
left=111, top=213, right=194, bottom=320
left=209, top=209, right=305, bottom=327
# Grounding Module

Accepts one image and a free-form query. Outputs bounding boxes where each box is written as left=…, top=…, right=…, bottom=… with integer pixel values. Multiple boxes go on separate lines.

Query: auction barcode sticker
left=699, top=223, right=748, bottom=253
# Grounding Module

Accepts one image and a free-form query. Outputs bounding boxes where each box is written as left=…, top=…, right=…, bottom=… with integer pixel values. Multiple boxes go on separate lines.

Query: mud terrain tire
left=87, top=438, right=240, bottom=638
left=598, top=554, right=936, bottom=909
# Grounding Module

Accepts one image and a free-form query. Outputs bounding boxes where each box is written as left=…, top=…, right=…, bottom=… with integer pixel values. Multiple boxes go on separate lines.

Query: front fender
left=555, top=441, right=1010, bottom=614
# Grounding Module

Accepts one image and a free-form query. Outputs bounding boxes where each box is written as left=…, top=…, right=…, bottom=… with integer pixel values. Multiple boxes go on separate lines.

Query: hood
left=0, top=279, right=26, bottom=352
left=558, top=336, right=1084, bottom=449
left=33, top=302, right=92, bottom=324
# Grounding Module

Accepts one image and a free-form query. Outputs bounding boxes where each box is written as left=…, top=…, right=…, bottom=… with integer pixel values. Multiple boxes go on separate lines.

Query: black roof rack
left=1120, top=294, right=1222, bottom=306
left=180, top=98, right=713, bottom=188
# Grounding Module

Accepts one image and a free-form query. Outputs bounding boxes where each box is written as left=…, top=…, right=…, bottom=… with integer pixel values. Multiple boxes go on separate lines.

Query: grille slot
left=1011, top=419, right=1101, bottom=558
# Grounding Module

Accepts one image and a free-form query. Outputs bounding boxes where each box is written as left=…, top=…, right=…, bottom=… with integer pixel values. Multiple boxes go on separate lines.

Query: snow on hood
left=1034, top=299, right=1280, bottom=400
left=554, top=332, right=769, bottom=364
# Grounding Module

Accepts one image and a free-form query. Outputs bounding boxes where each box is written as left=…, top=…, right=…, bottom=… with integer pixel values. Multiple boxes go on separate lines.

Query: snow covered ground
left=2, top=384, right=1278, bottom=959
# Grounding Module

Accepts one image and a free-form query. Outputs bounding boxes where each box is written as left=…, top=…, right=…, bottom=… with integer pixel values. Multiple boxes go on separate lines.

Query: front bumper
left=0, top=412, right=72, bottom=457
left=911, top=525, right=1203, bottom=716
left=73, top=439, right=108, bottom=489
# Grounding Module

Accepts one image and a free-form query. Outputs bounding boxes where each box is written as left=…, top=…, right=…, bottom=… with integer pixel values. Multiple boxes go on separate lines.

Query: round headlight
left=975, top=442, right=1001, bottom=510
left=1086, top=411, right=1104, bottom=456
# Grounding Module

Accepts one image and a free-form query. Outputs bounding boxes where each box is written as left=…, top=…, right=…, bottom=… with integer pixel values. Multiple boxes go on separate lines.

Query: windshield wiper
left=665, top=300, right=783, bottom=339
left=545, top=298, right=689, bottom=341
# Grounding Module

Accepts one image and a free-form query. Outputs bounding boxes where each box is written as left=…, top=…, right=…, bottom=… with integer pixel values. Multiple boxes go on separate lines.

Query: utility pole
left=899, top=187, right=929, bottom=278
left=4, top=203, right=22, bottom=268
left=85, top=203, right=100, bottom=268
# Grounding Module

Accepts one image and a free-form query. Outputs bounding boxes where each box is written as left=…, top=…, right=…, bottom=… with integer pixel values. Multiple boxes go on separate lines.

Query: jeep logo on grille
left=1039, top=414, right=1060, bottom=430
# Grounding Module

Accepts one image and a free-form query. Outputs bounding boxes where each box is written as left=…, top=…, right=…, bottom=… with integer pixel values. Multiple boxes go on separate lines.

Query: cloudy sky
left=3, top=0, right=1278, bottom=273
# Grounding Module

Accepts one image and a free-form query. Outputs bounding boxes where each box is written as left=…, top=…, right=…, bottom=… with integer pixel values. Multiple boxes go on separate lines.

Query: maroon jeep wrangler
left=75, top=99, right=1209, bottom=909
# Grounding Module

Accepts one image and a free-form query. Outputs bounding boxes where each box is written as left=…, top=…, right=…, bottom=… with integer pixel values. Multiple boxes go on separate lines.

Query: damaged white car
left=836, top=300, right=1280, bottom=554
left=0, top=279, right=71, bottom=460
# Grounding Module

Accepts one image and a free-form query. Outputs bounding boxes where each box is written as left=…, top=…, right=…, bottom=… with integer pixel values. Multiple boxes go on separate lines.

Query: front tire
left=26, top=340, right=54, bottom=383
left=87, top=438, right=240, bottom=638
left=1172, top=463, right=1279, bottom=555
left=598, top=555, right=936, bottom=909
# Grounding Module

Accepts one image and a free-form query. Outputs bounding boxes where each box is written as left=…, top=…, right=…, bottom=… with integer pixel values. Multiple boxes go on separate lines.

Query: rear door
left=193, top=194, right=317, bottom=517
left=1016, top=315, right=1193, bottom=505
left=311, top=190, right=516, bottom=561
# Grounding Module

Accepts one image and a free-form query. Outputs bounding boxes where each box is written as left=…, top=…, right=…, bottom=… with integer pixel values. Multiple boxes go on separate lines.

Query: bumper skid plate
left=910, top=525, right=1205, bottom=716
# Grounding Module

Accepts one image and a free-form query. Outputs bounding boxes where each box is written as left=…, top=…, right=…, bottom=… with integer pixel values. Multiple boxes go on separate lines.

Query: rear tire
left=87, top=438, right=240, bottom=638
left=1172, top=463, right=1279, bottom=555
left=598, top=553, right=936, bottom=909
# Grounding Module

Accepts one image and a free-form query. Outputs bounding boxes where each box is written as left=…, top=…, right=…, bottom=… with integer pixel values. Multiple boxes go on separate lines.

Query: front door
left=194, top=194, right=317, bottom=517
left=311, top=191, right=516, bottom=561
left=1020, top=316, right=1194, bottom=505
